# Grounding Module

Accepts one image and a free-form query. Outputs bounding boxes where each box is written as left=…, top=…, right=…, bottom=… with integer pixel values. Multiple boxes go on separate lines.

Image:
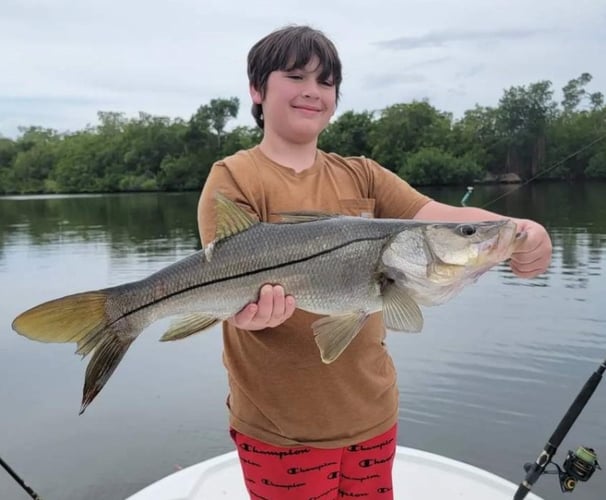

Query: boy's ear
left=249, top=84, right=263, bottom=104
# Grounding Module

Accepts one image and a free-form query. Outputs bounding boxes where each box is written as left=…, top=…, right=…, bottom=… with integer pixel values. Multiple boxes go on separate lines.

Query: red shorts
left=230, top=424, right=397, bottom=499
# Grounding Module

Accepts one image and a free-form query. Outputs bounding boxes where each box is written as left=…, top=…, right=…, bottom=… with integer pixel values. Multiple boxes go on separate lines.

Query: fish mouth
left=479, top=220, right=519, bottom=261
left=459, top=222, right=519, bottom=279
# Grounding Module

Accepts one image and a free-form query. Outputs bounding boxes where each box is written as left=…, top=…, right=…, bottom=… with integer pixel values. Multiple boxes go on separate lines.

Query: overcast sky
left=1, top=0, right=604, bottom=138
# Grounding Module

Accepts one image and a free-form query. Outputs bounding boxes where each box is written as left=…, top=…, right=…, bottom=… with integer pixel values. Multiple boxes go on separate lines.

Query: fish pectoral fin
left=274, top=211, right=339, bottom=223
left=382, top=284, right=424, bottom=332
left=214, top=192, right=258, bottom=242
left=159, top=314, right=220, bottom=341
left=312, top=312, right=368, bottom=364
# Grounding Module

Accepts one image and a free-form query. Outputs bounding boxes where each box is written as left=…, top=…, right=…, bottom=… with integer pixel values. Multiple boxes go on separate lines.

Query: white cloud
left=1, top=0, right=604, bottom=136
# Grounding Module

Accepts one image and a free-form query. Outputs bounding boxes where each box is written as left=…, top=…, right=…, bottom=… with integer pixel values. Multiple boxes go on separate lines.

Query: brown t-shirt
left=198, top=146, right=431, bottom=448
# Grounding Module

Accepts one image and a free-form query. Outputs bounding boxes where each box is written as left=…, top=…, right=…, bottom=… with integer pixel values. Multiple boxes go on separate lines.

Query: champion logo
left=347, top=438, right=394, bottom=453
left=338, top=490, right=369, bottom=497
left=286, top=461, right=337, bottom=475
left=358, top=452, right=395, bottom=468
left=340, top=472, right=380, bottom=483
left=239, top=442, right=310, bottom=459
left=326, top=471, right=339, bottom=480
left=260, top=478, right=306, bottom=490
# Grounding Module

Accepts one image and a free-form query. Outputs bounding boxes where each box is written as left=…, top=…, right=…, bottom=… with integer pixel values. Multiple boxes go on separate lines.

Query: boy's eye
left=320, top=80, right=334, bottom=87
left=287, top=74, right=303, bottom=80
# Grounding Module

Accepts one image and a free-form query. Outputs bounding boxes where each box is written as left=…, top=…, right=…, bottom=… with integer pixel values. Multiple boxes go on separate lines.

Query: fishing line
left=479, top=132, right=606, bottom=209
left=0, top=456, right=42, bottom=499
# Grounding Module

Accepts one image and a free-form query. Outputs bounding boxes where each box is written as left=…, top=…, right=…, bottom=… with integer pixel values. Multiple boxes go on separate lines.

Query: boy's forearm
left=413, top=200, right=523, bottom=223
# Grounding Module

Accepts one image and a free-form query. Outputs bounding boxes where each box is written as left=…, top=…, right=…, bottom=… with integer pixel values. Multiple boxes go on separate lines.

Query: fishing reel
left=526, top=446, right=601, bottom=493
left=559, top=446, right=601, bottom=492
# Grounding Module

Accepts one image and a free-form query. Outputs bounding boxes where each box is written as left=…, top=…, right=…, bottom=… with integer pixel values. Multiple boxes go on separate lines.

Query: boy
left=198, top=25, right=552, bottom=500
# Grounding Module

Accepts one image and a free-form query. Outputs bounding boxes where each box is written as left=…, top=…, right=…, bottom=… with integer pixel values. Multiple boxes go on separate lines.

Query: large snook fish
left=12, top=194, right=523, bottom=414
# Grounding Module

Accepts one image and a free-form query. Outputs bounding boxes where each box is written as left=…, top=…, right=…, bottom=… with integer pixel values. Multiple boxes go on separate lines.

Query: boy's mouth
left=293, top=105, right=322, bottom=112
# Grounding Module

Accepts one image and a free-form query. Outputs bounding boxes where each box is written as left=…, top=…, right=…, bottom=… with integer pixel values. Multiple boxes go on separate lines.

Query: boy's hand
left=510, top=219, right=552, bottom=278
left=228, top=284, right=296, bottom=330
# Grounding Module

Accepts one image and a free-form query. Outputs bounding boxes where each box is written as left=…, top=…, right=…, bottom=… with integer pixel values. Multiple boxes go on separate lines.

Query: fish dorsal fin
left=382, top=282, right=424, bottom=332
left=275, top=211, right=339, bottom=223
left=214, top=192, right=257, bottom=241
left=312, top=312, right=369, bottom=363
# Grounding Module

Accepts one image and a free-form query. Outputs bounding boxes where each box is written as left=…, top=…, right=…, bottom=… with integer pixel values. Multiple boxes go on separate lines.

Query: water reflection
left=0, top=192, right=201, bottom=250
left=1, top=183, right=605, bottom=500
left=1, top=183, right=605, bottom=276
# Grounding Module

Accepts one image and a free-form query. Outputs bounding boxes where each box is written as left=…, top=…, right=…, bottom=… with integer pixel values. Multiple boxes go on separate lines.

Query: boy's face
left=250, top=56, right=337, bottom=144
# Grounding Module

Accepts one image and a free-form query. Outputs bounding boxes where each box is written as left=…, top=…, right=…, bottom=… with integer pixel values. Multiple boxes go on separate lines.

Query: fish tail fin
left=12, top=290, right=135, bottom=413
left=12, top=291, right=111, bottom=346
left=79, top=333, right=134, bottom=414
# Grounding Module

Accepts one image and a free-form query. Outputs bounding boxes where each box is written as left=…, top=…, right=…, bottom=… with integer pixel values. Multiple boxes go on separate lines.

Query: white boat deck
left=126, top=446, right=543, bottom=499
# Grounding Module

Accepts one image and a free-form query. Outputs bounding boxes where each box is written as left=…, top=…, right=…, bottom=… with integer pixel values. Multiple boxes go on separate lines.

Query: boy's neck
left=258, top=135, right=318, bottom=173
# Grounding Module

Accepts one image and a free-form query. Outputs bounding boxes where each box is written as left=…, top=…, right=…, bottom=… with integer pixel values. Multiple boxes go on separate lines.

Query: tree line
left=0, top=73, right=604, bottom=194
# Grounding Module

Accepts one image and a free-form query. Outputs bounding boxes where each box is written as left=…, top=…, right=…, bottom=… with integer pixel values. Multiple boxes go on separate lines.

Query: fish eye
left=457, top=224, right=476, bottom=236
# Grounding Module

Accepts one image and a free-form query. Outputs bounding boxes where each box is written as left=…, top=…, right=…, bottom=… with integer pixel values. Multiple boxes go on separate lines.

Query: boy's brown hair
left=247, top=25, right=343, bottom=129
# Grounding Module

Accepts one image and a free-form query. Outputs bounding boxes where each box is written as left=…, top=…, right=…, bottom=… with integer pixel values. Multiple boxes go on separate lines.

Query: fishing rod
left=0, top=456, right=43, bottom=499
left=513, top=357, right=604, bottom=499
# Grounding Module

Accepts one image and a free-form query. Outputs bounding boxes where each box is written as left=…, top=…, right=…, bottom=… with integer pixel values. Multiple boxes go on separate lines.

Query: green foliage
left=371, top=100, right=453, bottom=172
left=0, top=137, right=17, bottom=167
left=0, top=74, right=604, bottom=194
left=562, top=73, right=604, bottom=113
left=585, top=150, right=606, bottom=178
left=12, top=141, right=59, bottom=193
left=398, top=147, right=482, bottom=186
left=0, top=137, right=17, bottom=194
left=220, top=126, right=262, bottom=157
left=158, top=154, right=208, bottom=191
left=496, top=81, right=557, bottom=177
left=206, top=97, right=240, bottom=145
left=450, top=106, right=502, bottom=173
left=319, top=110, right=375, bottom=157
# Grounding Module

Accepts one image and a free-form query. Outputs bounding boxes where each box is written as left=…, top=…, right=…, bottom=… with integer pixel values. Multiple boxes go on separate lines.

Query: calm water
left=0, top=182, right=605, bottom=500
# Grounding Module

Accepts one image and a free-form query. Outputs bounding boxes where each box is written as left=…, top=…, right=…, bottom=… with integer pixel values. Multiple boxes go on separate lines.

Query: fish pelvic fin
left=312, top=312, right=369, bottom=364
left=381, top=283, right=424, bottom=332
left=80, top=333, right=134, bottom=414
left=159, top=313, right=220, bottom=341
left=214, top=192, right=257, bottom=242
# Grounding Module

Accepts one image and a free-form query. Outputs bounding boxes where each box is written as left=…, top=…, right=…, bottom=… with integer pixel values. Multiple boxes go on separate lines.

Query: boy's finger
left=231, top=303, right=257, bottom=327
left=254, top=285, right=274, bottom=323
left=271, top=286, right=286, bottom=318
left=284, top=295, right=296, bottom=318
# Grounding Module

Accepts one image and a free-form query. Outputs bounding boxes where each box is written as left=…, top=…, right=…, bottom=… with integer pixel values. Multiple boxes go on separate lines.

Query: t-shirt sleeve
left=197, top=160, right=260, bottom=248
left=366, top=158, right=432, bottom=219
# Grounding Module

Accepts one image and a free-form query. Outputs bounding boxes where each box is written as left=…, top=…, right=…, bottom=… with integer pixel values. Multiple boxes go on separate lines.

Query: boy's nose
left=301, top=82, right=320, bottom=98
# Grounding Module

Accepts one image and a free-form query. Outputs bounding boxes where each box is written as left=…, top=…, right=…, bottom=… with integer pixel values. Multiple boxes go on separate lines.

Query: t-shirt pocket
left=338, top=198, right=376, bottom=218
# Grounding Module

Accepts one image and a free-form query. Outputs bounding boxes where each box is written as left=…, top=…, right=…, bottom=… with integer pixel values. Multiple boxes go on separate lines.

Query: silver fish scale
left=106, top=217, right=419, bottom=325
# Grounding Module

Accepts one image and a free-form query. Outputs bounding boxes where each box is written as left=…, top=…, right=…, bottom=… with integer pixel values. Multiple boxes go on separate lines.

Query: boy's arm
left=413, top=200, right=552, bottom=278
